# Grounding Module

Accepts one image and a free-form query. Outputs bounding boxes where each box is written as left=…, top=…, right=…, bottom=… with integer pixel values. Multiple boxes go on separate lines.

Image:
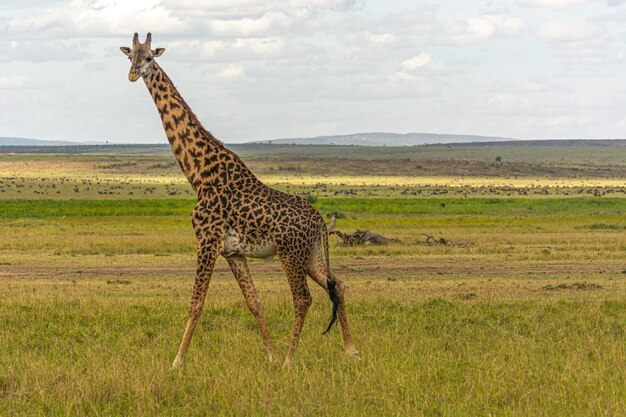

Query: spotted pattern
left=136, top=61, right=358, bottom=367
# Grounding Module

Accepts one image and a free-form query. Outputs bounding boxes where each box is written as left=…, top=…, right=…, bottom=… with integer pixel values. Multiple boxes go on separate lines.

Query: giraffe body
left=121, top=33, right=358, bottom=368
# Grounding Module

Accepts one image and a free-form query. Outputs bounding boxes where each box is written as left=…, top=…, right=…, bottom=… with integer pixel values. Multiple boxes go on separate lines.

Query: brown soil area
left=2, top=258, right=623, bottom=304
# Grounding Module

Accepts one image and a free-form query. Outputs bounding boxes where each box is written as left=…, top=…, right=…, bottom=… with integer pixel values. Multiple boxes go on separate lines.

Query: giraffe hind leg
left=227, top=255, right=274, bottom=363
left=307, top=256, right=359, bottom=357
left=279, top=256, right=312, bottom=367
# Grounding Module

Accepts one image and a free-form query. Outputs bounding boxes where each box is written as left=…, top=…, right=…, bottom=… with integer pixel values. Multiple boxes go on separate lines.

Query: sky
left=1, top=0, right=626, bottom=143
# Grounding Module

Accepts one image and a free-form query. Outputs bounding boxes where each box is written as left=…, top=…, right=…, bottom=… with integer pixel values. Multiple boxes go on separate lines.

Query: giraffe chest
left=222, top=227, right=276, bottom=260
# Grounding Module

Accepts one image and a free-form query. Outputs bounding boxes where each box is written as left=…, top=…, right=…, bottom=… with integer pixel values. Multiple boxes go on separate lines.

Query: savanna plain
left=0, top=141, right=624, bottom=416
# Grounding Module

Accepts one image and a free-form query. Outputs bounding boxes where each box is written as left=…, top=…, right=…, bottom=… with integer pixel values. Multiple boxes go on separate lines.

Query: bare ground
left=2, top=257, right=623, bottom=304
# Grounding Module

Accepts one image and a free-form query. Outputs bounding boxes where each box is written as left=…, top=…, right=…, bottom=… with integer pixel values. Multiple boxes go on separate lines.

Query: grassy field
left=0, top=143, right=625, bottom=416
left=1, top=142, right=624, bottom=200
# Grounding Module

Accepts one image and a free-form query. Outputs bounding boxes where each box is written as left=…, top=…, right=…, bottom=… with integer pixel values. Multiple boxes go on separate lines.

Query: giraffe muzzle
left=128, top=70, right=140, bottom=82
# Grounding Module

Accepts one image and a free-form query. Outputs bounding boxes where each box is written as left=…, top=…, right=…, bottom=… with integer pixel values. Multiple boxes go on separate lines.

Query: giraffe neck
left=142, top=62, right=227, bottom=190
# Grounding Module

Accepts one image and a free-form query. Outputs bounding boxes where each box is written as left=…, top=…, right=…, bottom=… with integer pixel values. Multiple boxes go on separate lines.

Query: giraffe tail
left=322, top=217, right=339, bottom=335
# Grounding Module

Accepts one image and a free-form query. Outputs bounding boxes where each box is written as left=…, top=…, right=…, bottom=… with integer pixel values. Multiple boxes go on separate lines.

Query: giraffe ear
left=120, top=47, right=131, bottom=56
left=152, top=48, right=165, bottom=57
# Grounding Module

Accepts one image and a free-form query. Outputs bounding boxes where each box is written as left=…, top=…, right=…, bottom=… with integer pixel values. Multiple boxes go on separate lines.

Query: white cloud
left=232, top=37, right=285, bottom=55
left=389, top=72, right=421, bottom=82
left=166, top=37, right=286, bottom=62
left=0, top=40, right=89, bottom=63
left=521, top=81, right=545, bottom=93
left=486, top=93, right=533, bottom=112
left=368, top=5, right=440, bottom=36
left=441, top=14, right=527, bottom=45
left=0, top=0, right=186, bottom=39
left=534, top=20, right=612, bottom=64
left=518, top=0, right=589, bottom=9
left=368, top=33, right=396, bottom=45
left=219, top=64, right=245, bottom=78
left=536, top=21, right=603, bottom=42
left=0, top=75, right=30, bottom=89
left=389, top=54, right=438, bottom=89
left=163, top=0, right=358, bottom=14
left=207, top=12, right=293, bottom=37
left=522, top=0, right=626, bottom=10
left=401, top=52, right=432, bottom=71
left=544, top=114, right=592, bottom=127
left=166, top=40, right=226, bottom=60
left=0, top=0, right=360, bottom=42
left=470, top=74, right=499, bottom=88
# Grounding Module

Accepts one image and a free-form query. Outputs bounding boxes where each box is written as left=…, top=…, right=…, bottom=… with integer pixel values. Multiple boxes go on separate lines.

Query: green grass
left=0, top=198, right=195, bottom=217
left=1, top=197, right=625, bottom=218
left=315, top=197, right=626, bottom=216
left=0, top=290, right=623, bottom=416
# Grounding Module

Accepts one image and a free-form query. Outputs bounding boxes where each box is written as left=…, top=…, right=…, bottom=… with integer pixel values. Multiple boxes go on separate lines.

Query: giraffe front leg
left=171, top=238, right=219, bottom=370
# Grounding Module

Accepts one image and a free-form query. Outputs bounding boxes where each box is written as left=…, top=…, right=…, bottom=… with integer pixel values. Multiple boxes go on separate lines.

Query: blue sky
left=1, top=0, right=626, bottom=143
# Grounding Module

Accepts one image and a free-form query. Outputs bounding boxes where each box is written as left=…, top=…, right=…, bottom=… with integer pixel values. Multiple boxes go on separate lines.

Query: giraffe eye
left=146, top=57, right=153, bottom=62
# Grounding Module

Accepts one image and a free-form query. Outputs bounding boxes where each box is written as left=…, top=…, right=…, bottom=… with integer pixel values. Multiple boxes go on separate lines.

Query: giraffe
left=120, top=33, right=359, bottom=369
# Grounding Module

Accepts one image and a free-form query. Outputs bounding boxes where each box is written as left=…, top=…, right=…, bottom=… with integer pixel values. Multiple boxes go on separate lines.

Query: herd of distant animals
left=120, top=33, right=359, bottom=369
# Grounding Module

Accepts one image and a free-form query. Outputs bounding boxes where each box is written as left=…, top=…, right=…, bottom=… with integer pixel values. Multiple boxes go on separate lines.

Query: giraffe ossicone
left=120, top=33, right=359, bottom=369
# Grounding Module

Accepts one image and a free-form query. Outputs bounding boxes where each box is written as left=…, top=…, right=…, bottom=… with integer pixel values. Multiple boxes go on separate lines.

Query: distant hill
left=0, top=137, right=103, bottom=146
left=254, top=132, right=518, bottom=146
left=5, top=134, right=624, bottom=149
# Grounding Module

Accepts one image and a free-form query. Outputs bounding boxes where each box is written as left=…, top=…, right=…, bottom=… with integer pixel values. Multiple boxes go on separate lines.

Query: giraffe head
left=120, top=32, right=165, bottom=82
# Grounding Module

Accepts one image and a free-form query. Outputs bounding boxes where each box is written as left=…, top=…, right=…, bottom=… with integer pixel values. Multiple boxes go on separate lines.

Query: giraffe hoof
left=282, top=357, right=292, bottom=368
left=346, top=349, right=360, bottom=359
left=170, top=356, right=184, bottom=370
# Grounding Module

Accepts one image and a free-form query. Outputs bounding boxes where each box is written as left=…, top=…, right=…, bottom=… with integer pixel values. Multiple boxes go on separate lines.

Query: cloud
left=0, top=0, right=67, bottom=7
left=165, top=40, right=225, bottom=60
left=534, top=20, right=613, bottom=63
left=162, top=0, right=359, bottom=14
left=485, top=93, right=533, bottom=112
left=206, top=12, right=293, bottom=37
left=367, top=5, right=440, bottom=36
left=0, top=0, right=361, bottom=42
left=389, top=54, right=438, bottom=86
left=337, top=29, right=414, bottom=70
left=0, top=40, right=89, bottom=63
left=544, top=114, right=592, bottom=127
left=340, top=74, right=434, bottom=98
left=0, top=0, right=187, bottom=39
left=219, top=63, right=245, bottom=78
left=536, top=21, right=604, bottom=42
left=439, top=14, right=527, bottom=45
left=0, top=75, right=30, bottom=89
left=166, top=36, right=287, bottom=62
left=400, top=52, right=432, bottom=71
left=520, top=0, right=626, bottom=10
left=517, top=0, right=589, bottom=9
left=389, top=72, right=421, bottom=82
left=368, top=33, right=397, bottom=45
